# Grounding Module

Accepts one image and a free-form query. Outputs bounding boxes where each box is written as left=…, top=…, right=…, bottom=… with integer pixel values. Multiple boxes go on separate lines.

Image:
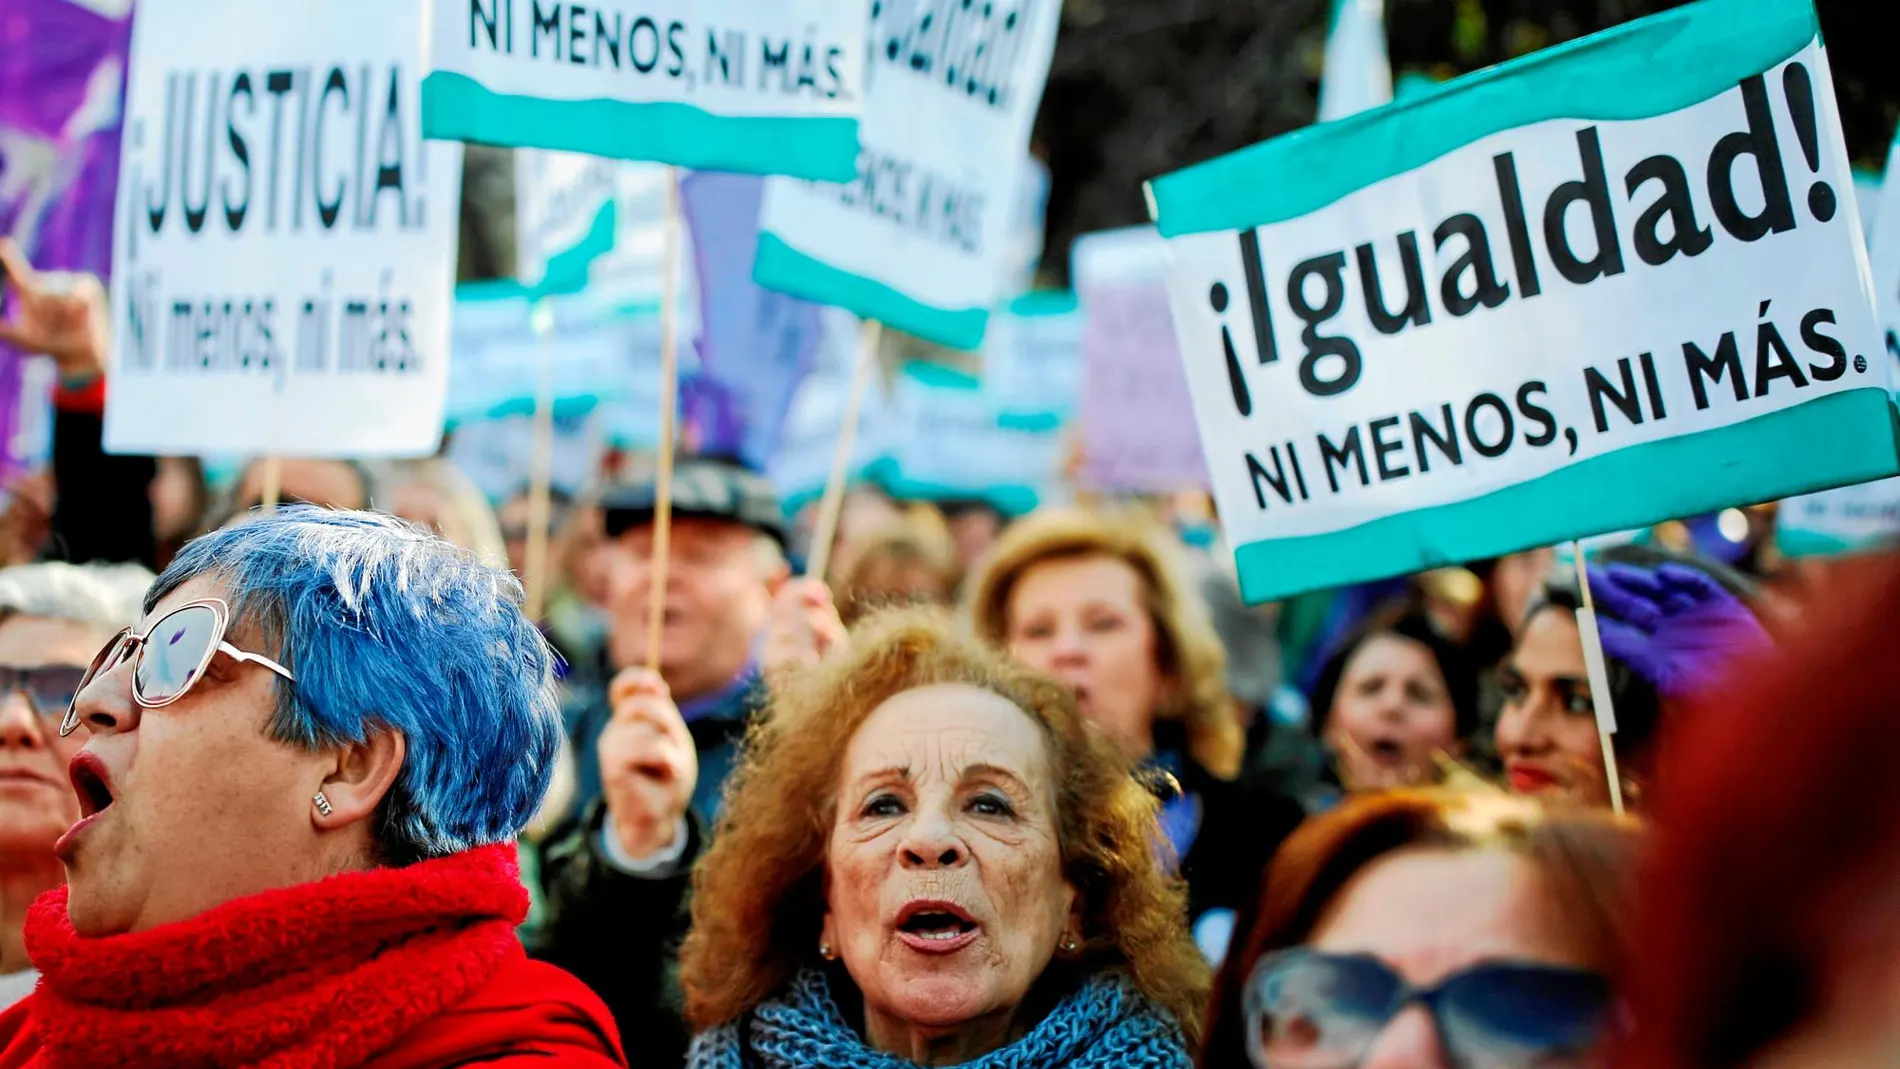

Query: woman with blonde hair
left=680, top=608, right=1205, bottom=1067
left=965, top=509, right=1303, bottom=959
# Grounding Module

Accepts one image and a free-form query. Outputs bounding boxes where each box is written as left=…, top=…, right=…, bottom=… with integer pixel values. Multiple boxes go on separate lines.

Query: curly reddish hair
left=678, top=607, right=1208, bottom=1049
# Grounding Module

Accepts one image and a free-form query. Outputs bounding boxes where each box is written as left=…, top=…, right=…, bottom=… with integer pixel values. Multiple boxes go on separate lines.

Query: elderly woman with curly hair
left=965, top=509, right=1304, bottom=959
left=679, top=608, right=1207, bottom=1068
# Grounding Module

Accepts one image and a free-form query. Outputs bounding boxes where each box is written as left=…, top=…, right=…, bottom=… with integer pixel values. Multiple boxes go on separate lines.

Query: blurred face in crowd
left=1003, top=554, right=1168, bottom=761
left=61, top=574, right=349, bottom=935
left=608, top=518, right=784, bottom=700
left=822, top=684, right=1077, bottom=1062
left=1324, top=634, right=1460, bottom=791
left=1283, top=847, right=1605, bottom=1069
left=1493, top=548, right=1557, bottom=638
left=946, top=508, right=1003, bottom=573
left=0, top=615, right=100, bottom=858
left=387, top=479, right=462, bottom=547
left=1495, top=607, right=1609, bottom=807
left=229, top=460, right=367, bottom=517
left=149, top=457, right=203, bottom=543
left=498, top=494, right=533, bottom=578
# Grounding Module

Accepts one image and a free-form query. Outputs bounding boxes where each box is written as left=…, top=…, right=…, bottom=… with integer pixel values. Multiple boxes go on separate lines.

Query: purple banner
left=0, top=0, right=132, bottom=472
left=679, top=170, right=821, bottom=472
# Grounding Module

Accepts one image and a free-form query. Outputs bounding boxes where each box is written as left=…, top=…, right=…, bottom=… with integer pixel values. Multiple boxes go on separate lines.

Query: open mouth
left=69, top=754, right=114, bottom=818
left=896, top=901, right=979, bottom=945
left=1365, top=738, right=1405, bottom=764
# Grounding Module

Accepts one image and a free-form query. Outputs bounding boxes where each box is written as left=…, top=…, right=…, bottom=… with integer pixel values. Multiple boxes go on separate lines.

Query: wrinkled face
left=1004, top=555, right=1167, bottom=761
left=0, top=616, right=103, bottom=855
left=607, top=519, right=777, bottom=699
left=1309, top=848, right=1600, bottom=1069
left=1324, top=635, right=1461, bottom=792
left=824, top=684, right=1078, bottom=1039
left=60, top=574, right=332, bottom=935
left=1495, top=608, right=1610, bottom=808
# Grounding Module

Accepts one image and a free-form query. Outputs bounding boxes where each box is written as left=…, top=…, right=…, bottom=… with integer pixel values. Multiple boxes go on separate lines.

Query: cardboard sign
left=769, top=307, right=895, bottom=513
left=104, top=0, right=463, bottom=457
left=1074, top=226, right=1210, bottom=491
left=423, top=0, right=865, bottom=179
left=754, top=2, right=1062, bottom=351
left=1148, top=0, right=1897, bottom=603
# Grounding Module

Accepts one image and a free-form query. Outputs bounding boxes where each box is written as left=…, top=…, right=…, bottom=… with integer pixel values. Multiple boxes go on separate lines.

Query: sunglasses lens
left=1245, top=952, right=1399, bottom=1069
left=1437, top=964, right=1613, bottom=1069
left=135, top=604, right=221, bottom=704
left=26, top=666, right=89, bottom=716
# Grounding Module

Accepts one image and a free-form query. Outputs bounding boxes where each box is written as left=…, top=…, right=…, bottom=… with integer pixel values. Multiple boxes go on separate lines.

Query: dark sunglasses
left=1245, top=949, right=1614, bottom=1069
left=0, top=665, right=90, bottom=719
left=59, top=598, right=296, bottom=738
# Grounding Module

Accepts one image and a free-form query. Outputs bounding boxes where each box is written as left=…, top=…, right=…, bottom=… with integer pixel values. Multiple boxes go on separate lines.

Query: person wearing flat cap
left=531, top=455, right=848, bottom=1069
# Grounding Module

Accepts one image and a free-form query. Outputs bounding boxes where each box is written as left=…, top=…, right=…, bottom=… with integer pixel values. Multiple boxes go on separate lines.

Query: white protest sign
left=104, top=0, right=462, bottom=457
left=512, top=149, right=699, bottom=332
left=1777, top=126, right=1900, bottom=558
left=424, top=0, right=865, bottom=179
left=754, top=2, right=1062, bottom=351
left=1149, top=0, right=1897, bottom=604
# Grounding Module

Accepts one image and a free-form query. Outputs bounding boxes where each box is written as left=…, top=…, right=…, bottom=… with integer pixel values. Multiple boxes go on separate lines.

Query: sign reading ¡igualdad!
left=1149, top=0, right=1899, bottom=604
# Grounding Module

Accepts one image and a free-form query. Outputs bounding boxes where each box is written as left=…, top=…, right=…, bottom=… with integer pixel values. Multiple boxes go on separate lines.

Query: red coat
left=0, top=845, right=627, bottom=1069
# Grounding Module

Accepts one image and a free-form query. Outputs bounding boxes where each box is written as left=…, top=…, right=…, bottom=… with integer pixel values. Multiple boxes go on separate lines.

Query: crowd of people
left=0, top=240, right=1896, bottom=1069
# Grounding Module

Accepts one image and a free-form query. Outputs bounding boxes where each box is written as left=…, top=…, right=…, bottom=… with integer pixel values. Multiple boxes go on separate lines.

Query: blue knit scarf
left=688, top=968, right=1190, bottom=1069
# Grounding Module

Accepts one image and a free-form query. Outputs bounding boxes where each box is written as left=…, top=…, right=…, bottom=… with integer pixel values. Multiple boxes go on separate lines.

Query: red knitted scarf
left=18, top=843, right=529, bottom=1069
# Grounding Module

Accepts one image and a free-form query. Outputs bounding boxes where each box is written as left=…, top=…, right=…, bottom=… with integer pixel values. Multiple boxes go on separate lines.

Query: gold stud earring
left=819, top=942, right=836, bottom=961
left=313, top=791, right=334, bottom=817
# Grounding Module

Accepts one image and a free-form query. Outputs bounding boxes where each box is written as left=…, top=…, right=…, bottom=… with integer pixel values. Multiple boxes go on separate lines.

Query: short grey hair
left=0, top=562, right=154, bottom=636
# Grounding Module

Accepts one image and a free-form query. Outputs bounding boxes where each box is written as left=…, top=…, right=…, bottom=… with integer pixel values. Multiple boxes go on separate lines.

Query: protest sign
left=982, top=291, right=1081, bottom=421
left=754, top=2, right=1062, bottom=351
left=447, top=283, right=664, bottom=424
left=0, top=0, right=131, bottom=474
left=103, top=0, right=462, bottom=458
left=1148, top=0, right=1898, bottom=603
left=516, top=151, right=675, bottom=300
left=770, top=308, right=896, bottom=513
left=1074, top=227, right=1209, bottom=492
left=882, top=359, right=1064, bottom=516
left=423, top=1, right=864, bottom=179
left=1777, top=126, right=1900, bottom=558
left=446, top=409, right=604, bottom=502
left=679, top=170, right=821, bottom=469
left=1318, top=0, right=1393, bottom=123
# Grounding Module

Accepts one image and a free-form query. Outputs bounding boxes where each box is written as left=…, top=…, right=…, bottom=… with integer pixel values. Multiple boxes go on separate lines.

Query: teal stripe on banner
left=1148, top=0, right=1817, bottom=237
left=421, top=72, right=860, bottom=182
left=754, top=233, right=990, bottom=351
left=1231, top=388, right=1900, bottom=604
left=1774, top=528, right=1871, bottom=559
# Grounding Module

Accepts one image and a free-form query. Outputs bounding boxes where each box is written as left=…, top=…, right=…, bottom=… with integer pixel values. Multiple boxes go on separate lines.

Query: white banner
left=753, top=1, right=1062, bottom=351
left=424, top=0, right=865, bottom=179
left=1150, top=4, right=1896, bottom=602
left=105, top=0, right=462, bottom=457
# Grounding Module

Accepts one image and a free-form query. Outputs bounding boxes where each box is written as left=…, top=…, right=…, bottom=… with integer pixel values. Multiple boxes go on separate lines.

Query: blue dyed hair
left=148, top=507, right=562, bottom=865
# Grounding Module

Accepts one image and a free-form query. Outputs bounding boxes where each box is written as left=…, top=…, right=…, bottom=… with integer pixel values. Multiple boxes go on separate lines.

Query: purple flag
left=0, top=0, right=132, bottom=472
left=679, top=170, right=821, bottom=471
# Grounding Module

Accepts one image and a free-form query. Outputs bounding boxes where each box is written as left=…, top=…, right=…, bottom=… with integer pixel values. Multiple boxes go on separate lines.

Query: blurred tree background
left=459, top=0, right=1900, bottom=285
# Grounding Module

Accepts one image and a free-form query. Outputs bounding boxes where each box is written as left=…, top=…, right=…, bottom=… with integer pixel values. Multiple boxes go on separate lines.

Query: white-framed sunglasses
left=60, top=598, right=295, bottom=737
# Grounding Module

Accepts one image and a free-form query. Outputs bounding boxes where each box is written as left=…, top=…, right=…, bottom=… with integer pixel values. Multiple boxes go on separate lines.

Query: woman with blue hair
left=0, top=508, right=626, bottom=1068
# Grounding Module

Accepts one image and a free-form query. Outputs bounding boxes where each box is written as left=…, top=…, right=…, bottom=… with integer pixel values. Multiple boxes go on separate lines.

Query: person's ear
left=1059, top=886, right=1085, bottom=958
left=313, top=728, right=406, bottom=831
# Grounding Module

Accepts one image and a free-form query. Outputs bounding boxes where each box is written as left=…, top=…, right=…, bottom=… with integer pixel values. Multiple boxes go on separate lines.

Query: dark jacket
left=562, top=653, right=764, bottom=830
left=529, top=800, right=703, bottom=1069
